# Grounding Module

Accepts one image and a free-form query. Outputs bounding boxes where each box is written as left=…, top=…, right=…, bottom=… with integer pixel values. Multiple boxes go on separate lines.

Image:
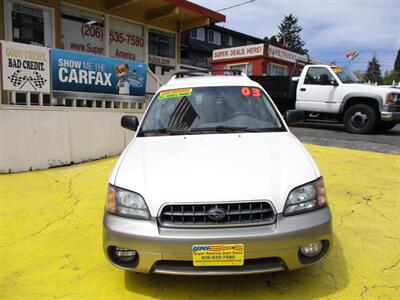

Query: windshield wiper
left=191, top=126, right=247, bottom=133
left=138, top=128, right=190, bottom=136
left=191, top=126, right=275, bottom=133
left=191, top=126, right=283, bottom=133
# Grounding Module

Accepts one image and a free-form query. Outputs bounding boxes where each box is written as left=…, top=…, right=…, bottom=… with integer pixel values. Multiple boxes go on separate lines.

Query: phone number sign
left=61, top=16, right=145, bottom=62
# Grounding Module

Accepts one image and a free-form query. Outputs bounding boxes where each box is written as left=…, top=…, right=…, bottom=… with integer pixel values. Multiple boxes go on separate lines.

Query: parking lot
left=1, top=143, right=399, bottom=300
left=291, top=123, right=400, bottom=154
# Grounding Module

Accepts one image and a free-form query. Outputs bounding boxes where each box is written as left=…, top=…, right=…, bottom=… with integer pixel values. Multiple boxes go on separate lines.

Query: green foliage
left=276, top=14, right=308, bottom=55
left=263, top=35, right=280, bottom=47
left=394, top=49, right=400, bottom=71
left=382, top=70, right=400, bottom=85
left=365, top=55, right=382, bottom=83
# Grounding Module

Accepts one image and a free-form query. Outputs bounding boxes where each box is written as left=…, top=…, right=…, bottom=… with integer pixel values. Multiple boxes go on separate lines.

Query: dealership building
left=0, top=0, right=225, bottom=173
left=212, top=43, right=322, bottom=76
left=0, top=0, right=225, bottom=103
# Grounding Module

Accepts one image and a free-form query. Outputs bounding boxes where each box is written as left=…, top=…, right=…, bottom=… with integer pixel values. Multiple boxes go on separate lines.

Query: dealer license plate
left=192, top=244, right=244, bottom=266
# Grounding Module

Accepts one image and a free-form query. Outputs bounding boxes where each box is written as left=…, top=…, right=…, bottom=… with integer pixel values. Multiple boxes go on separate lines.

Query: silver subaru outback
left=103, top=70, right=333, bottom=275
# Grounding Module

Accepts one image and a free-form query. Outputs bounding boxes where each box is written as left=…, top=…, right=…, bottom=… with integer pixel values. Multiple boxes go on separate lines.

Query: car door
left=296, top=66, right=342, bottom=113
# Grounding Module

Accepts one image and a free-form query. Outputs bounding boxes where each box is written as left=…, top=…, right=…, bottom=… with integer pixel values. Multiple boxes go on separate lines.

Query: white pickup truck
left=251, top=65, right=400, bottom=133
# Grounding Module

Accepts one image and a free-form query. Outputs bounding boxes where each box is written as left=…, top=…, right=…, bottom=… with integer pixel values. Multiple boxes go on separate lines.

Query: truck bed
left=250, top=76, right=298, bottom=113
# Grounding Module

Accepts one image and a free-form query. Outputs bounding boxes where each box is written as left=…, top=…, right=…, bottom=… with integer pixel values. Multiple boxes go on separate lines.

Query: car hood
left=343, top=83, right=400, bottom=95
left=113, top=132, right=319, bottom=215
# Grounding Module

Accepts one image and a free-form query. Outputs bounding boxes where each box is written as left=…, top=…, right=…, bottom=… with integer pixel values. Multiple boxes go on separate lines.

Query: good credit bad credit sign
left=52, top=49, right=147, bottom=96
left=1, top=41, right=50, bottom=93
left=213, top=44, right=265, bottom=61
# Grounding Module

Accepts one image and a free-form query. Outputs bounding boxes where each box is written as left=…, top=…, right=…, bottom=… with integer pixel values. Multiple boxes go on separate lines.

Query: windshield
left=139, top=86, right=285, bottom=136
left=334, top=70, right=362, bottom=83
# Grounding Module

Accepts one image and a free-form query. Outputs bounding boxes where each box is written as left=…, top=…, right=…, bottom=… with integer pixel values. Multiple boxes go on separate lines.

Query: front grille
left=158, top=201, right=276, bottom=228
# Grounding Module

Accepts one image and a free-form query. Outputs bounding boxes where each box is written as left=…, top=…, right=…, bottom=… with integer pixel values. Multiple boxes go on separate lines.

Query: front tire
left=343, top=104, right=377, bottom=134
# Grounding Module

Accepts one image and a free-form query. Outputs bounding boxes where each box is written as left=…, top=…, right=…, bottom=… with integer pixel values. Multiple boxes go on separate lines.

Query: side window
left=190, top=27, right=205, bottom=41
left=304, top=67, right=335, bottom=85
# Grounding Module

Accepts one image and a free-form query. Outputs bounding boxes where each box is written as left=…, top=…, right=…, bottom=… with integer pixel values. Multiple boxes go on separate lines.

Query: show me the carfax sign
left=51, top=49, right=147, bottom=96
left=1, top=41, right=50, bottom=93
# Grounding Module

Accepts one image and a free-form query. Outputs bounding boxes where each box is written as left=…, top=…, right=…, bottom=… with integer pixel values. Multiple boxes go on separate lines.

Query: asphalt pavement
left=290, top=122, right=400, bottom=154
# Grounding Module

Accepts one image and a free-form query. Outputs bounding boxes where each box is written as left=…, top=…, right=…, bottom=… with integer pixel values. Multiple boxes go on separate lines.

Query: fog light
left=114, top=247, right=137, bottom=261
left=108, top=246, right=138, bottom=267
left=300, top=241, right=323, bottom=257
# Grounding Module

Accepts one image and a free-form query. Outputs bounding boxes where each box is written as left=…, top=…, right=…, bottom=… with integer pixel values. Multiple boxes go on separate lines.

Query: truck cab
left=295, top=65, right=400, bottom=133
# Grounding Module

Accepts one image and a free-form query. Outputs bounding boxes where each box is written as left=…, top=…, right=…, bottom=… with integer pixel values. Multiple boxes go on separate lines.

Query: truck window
left=304, top=67, right=335, bottom=85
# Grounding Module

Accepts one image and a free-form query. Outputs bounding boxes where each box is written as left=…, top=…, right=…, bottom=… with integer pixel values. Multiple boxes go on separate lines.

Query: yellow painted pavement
left=0, top=145, right=399, bottom=299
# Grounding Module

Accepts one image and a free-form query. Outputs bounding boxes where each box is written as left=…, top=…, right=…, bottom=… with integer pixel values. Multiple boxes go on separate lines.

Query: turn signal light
left=106, top=185, right=116, bottom=213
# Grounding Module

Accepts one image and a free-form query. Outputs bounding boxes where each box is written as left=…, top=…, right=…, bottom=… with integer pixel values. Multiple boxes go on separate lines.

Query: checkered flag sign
left=8, top=70, right=47, bottom=91
left=29, top=71, right=47, bottom=89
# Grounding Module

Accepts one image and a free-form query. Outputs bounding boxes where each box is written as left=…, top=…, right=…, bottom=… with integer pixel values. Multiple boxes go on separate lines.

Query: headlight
left=106, top=185, right=150, bottom=220
left=386, top=93, right=398, bottom=104
left=283, top=177, right=327, bottom=216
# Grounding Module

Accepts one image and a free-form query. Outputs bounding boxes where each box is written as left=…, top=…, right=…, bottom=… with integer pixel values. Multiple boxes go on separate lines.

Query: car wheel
left=343, top=104, right=377, bottom=134
left=375, top=121, right=397, bottom=132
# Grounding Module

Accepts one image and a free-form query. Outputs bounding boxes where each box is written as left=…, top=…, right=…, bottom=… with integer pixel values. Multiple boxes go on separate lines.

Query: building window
left=190, top=27, right=205, bottom=41
left=267, top=63, right=288, bottom=76
left=228, top=35, right=233, bottom=46
left=149, top=29, right=175, bottom=58
left=228, top=63, right=250, bottom=75
left=60, top=5, right=105, bottom=55
left=208, top=30, right=221, bottom=45
left=4, top=0, right=54, bottom=47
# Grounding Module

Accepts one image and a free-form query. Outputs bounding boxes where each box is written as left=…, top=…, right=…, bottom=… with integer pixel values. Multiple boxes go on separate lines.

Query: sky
left=191, top=0, right=400, bottom=72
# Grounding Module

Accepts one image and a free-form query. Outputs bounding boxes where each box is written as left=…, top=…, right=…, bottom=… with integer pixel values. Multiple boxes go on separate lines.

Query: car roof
left=159, top=74, right=260, bottom=92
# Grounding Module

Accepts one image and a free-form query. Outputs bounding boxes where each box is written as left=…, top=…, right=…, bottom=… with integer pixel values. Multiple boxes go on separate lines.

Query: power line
left=216, top=0, right=256, bottom=12
left=332, top=61, right=395, bottom=64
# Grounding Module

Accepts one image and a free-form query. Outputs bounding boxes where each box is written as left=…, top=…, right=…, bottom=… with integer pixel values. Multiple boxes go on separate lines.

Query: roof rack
left=174, top=69, right=243, bottom=78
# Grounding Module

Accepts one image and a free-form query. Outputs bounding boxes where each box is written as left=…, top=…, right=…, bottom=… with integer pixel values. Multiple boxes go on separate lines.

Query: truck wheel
left=343, top=104, right=377, bottom=134
left=376, top=121, right=397, bottom=132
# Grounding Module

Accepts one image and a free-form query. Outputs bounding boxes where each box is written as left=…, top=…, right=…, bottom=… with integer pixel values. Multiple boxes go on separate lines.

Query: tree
left=365, top=55, right=382, bottom=83
left=380, top=50, right=400, bottom=84
left=382, top=70, right=400, bottom=85
left=263, top=35, right=280, bottom=47
left=277, top=14, right=308, bottom=55
left=394, top=49, right=400, bottom=71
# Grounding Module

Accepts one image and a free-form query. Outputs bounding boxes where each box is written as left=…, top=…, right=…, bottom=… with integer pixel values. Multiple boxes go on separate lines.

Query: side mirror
left=285, top=109, right=305, bottom=126
left=121, top=115, right=139, bottom=131
left=331, top=79, right=339, bottom=86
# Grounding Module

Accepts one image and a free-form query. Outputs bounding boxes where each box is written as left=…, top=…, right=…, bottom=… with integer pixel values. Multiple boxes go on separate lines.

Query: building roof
left=103, top=0, right=225, bottom=31
left=166, top=0, right=226, bottom=23
left=209, top=24, right=264, bottom=43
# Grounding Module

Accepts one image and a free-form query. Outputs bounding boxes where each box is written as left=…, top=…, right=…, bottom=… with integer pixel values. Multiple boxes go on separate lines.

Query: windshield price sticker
left=241, top=87, right=261, bottom=97
left=158, top=88, right=192, bottom=100
left=192, top=244, right=244, bottom=266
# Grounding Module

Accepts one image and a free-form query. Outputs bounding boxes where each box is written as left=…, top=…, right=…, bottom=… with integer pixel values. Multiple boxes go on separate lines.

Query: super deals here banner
left=51, top=49, right=147, bottom=96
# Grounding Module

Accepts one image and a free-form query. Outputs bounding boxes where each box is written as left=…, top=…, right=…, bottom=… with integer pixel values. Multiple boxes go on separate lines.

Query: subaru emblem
left=207, top=207, right=226, bottom=221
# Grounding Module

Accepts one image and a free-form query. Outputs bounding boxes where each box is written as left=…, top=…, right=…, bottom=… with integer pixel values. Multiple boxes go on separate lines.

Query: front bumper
left=103, top=207, right=333, bottom=275
left=381, top=105, right=400, bottom=122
